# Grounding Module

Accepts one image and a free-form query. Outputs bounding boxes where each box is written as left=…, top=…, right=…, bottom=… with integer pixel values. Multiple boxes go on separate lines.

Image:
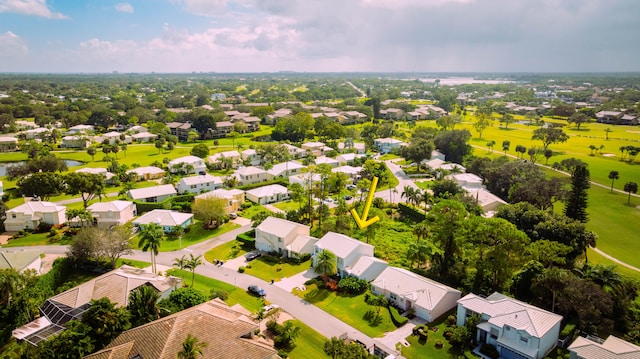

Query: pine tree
left=564, top=163, right=590, bottom=222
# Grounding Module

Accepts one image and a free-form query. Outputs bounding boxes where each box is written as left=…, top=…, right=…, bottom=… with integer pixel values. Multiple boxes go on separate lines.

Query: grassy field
left=288, top=319, right=329, bottom=359
left=273, top=200, right=300, bottom=212
left=399, top=313, right=475, bottom=359
left=2, top=231, right=68, bottom=247
left=243, top=257, right=311, bottom=282
left=295, top=284, right=404, bottom=338
left=587, top=248, right=640, bottom=281
left=155, top=221, right=240, bottom=252
left=204, top=240, right=249, bottom=262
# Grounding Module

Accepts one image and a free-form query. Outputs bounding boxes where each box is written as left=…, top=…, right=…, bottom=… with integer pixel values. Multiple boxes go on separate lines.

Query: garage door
left=499, top=346, right=529, bottom=359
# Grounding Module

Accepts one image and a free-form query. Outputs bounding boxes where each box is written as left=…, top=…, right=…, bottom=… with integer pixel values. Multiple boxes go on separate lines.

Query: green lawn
left=156, top=221, right=240, bottom=252
left=204, top=240, right=251, bottom=263
left=116, top=258, right=150, bottom=268
left=399, top=312, right=475, bottom=359
left=239, top=203, right=270, bottom=219
left=244, top=257, right=311, bottom=282
left=2, top=231, right=69, bottom=247
left=170, top=269, right=264, bottom=313
left=288, top=319, right=329, bottom=359
left=414, top=180, right=433, bottom=190
left=295, top=284, right=404, bottom=338
left=587, top=248, right=640, bottom=281
left=273, top=200, right=301, bottom=212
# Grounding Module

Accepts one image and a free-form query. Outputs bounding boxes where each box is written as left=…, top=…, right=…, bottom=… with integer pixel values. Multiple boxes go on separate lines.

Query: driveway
left=275, top=268, right=317, bottom=292
left=374, top=159, right=418, bottom=203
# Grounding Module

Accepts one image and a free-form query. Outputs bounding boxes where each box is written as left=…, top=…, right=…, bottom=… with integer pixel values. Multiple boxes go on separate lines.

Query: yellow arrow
left=351, top=176, right=380, bottom=229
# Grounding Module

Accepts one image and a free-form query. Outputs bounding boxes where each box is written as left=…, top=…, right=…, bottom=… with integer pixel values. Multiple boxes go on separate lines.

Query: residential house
left=133, top=209, right=194, bottom=233
left=313, top=232, right=374, bottom=277
left=166, top=122, right=192, bottom=141
left=126, top=166, right=165, bottom=181
left=12, top=265, right=180, bottom=346
left=456, top=292, right=563, bottom=359
left=332, top=165, right=363, bottom=180
left=245, top=184, right=290, bottom=204
left=4, top=201, right=66, bottom=232
left=450, top=173, right=484, bottom=189
left=22, top=127, right=49, bottom=140
left=265, top=108, right=292, bottom=124
left=314, top=156, right=339, bottom=168
left=234, top=116, right=261, bottom=131
left=466, top=188, right=507, bottom=215
left=214, top=121, right=233, bottom=137
left=432, top=150, right=446, bottom=161
left=223, top=110, right=242, bottom=118
left=338, top=142, right=366, bottom=154
left=131, top=131, right=158, bottom=143
left=66, top=124, right=94, bottom=134
left=255, top=216, right=310, bottom=255
left=595, top=111, right=624, bottom=124
left=441, top=163, right=465, bottom=172
left=341, top=111, right=368, bottom=124
left=127, top=184, right=177, bottom=203
left=301, top=142, right=333, bottom=156
left=241, top=149, right=262, bottom=166
left=288, top=173, right=321, bottom=187
left=0, top=136, right=18, bottom=152
left=280, top=143, right=307, bottom=158
left=208, top=150, right=242, bottom=169
left=374, top=138, right=404, bottom=154
left=568, top=335, right=640, bottom=359
left=336, top=153, right=365, bottom=165
left=233, top=166, right=268, bottom=186
left=126, top=125, right=146, bottom=134
left=86, top=200, right=137, bottom=228
left=285, top=234, right=318, bottom=259
left=60, top=135, right=91, bottom=149
left=424, top=158, right=446, bottom=170
left=266, top=161, right=305, bottom=180
left=381, top=108, right=404, bottom=120
left=15, top=120, right=39, bottom=131
left=195, top=188, right=245, bottom=214
left=371, top=267, right=461, bottom=322
left=168, top=155, right=206, bottom=174
left=344, top=256, right=388, bottom=282
left=0, top=249, right=42, bottom=273
left=97, top=131, right=131, bottom=145
left=83, top=299, right=280, bottom=359
left=620, top=114, right=639, bottom=125
left=176, top=174, right=223, bottom=194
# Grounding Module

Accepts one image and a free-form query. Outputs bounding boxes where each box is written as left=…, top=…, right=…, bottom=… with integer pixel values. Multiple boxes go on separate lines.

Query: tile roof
left=195, top=188, right=244, bottom=200
left=84, top=299, right=280, bottom=359
left=133, top=210, right=193, bottom=227
left=246, top=184, right=289, bottom=198
left=7, top=201, right=65, bottom=216
left=267, top=161, right=305, bottom=177
left=179, top=174, right=223, bottom=186
left=168, top=156, right=204, bottom=166
left=458, top=292, right=562, bottom=339
left=126, top=166, right=165, bottom=176
left=87, top=200, right=134, bottom=212
left=235, top=166, right=267, bottom=177
left=257, top=217, right=308, bottom=239
left=569, top=335, right=640, bottom=359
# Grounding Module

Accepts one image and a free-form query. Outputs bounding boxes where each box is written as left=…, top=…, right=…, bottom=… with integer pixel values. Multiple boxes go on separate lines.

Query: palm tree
left=624, top=181, right=638, bottom=204
left=418, top=190, right=431, bottom=211
left=412, top=222, right=429, bottom=243
left=178, top=334, right=208, bottom=359
left=604, top=127, right=612, bottom=140
left=533, top=267, right=568, bottom=312
left=138, top=223, right=164, bottom=274
left=0, top=269, right=21, bottom=307
left=279, top=321, right=301, bottom=350
left=313, top=249, right=337, bottom=276
left=173, top=255, right=188, bottom=281
left=401, top=185, right=416, bottom=206
left=185, top=254, right=203, bottom=287
left=608, top=170, right=619, bottom=192
left=127, top=285, right=160, bottom=326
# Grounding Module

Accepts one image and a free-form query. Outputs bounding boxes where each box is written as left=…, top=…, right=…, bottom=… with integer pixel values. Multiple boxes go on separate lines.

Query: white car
left=263, top=304, right=279, bottom=312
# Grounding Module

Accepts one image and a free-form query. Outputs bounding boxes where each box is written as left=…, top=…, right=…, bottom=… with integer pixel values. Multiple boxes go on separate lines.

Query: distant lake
left=0, top=160, right=83, bottom=177
left=420, top=77, right=515, bottom=85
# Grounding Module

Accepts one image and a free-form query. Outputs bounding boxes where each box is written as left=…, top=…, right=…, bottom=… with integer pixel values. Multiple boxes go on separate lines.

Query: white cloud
left=0, top=31, right=28, bottom=57
left=115, top=2, right=134, bottom=13
left=0, top=0, right=68, bottom=19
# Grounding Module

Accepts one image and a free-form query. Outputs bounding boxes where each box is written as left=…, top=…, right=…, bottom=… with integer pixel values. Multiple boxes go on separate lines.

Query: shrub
left=338, top=276, right=369, bottom=295
left=435, top=340, right=444, bottom=349
left=480, top=344, right=500, bottom=359
left=446, top=315, right=456, bottom=326
left=238, top=266, right=245, bottom=273
left=37, top=222, right=53, bottom=233
left=209, top=289, right=229, bottom=301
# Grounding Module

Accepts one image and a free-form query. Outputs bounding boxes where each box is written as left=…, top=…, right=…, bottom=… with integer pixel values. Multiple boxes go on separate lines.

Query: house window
left=505, top=326, right=510, bottom=331
left=520, top=336, right=528, bottom=343
left=11, top=214, right=16, bottom=218
left=490, top=328, right=499, bottom=340
left=191, top=185, right=197, bottom=189
left=389, top=293, right=397, bottom=300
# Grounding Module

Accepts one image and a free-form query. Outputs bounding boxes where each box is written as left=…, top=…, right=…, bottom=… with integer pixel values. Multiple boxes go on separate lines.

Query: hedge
left=398, top=203, right=426, bottom=222
left=134, top=193, right=196, bottom=214
left=237, top=178, right=289, bottom=191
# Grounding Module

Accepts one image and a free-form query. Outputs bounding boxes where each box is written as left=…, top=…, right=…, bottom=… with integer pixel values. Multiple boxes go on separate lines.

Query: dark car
left=245, top=251, right=261, bottom=261
left=343, top=195, right=353, bottom=200
left=248, top=285, right=266, bottom=297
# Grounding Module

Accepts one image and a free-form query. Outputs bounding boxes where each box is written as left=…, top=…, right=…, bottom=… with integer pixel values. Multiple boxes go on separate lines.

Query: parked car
left=245, top=251, right=261, bottom=261
left=346, top=184, right=357, bottom=190
left=248, top=285, right=266, bottom=297
left=263, top=304, right=279, bottom=313
left=229, top=212, right=238, bottom=219
left=343, top=195, right=353, bottom=200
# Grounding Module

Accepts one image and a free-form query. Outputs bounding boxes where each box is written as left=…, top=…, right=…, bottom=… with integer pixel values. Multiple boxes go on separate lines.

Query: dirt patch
left=41, top=254, right=65, bottom=274
left=602, top=153, right=616, bottom=157
left=0, top=232, right=16, bottom=245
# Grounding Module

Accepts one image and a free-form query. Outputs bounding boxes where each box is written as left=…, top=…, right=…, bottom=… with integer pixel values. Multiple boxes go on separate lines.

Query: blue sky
left=1, top=0, right=639, bottom=73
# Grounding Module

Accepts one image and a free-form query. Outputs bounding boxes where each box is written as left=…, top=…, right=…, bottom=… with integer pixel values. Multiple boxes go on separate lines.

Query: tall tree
left=178, top=334, right=208, bottom=359
left=564, top=162, right=590, bottom=223
left=185, top=254, right=203, bottom=287
left=532, top=127, right=569, bottom=151
left=433, top=129, right=473, bottom=164
left=192, top=197, right=227, bottom=229
left=82, top=298, right=131, bottom=350
left=138, top=223, right=164, bottom=273
left=63, top=172, right=105, bottom=208
left=473, top=113, right=492, bottom=139
left=568, top=112, right=590, bottom=130
left=190, top=143, right=210, bottom=158
left=17, top=171, right=64, bottom=200
left=427, top=200, right=467, bottom=277
left=500, top=113, right=515, bottom=129
left=608, top=170, right=620, bottom=191
left=313, top=249, right=337, bottom=276
left=624, top=182, right=638, bottom=204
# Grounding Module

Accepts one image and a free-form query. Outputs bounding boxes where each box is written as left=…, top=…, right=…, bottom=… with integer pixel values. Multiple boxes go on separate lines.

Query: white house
left=4, top=201, right=66, bottom=232
left=266, top=161, right=305, bottom=180
left=313, top=232, right=374, bottom=277
left=302, top=142, right=332, bottom=156
left=87, top=200, right=137, bottom=228
left=466, top=188, right=508, bottom=215
left=0, top=136, right=18, bottom=152
left=245, top=184, right=290, bottom=204
left=127, top=184, right=177, bottom=203
left=288, top=173, right=321, bottom=187
left=456, top=292, right=563, bottom=359
left=280, top=143, right=307, bottom=158
left=0, top=249, right=42, bottom=274
left=195, top=189, right=245, bottom=214
left=332, top=165, right=363, bottom=180
left=97, top=131, right=131, bottom=145
left=75, top=167, right=117, bottom=184
left=176, top=174, right=223, bottom=194
left=450, top=173, right=484, bottom=189
left=568, top=335, right=640, bottom=359
left=127, top=125, right=146, bottom=134
left=233, top=166, right=268, bottom=186
left=207, top=150, right=242, bottom=169
left=241, top=149, right=262, bottom=166
left=338, top=142, right=366, bottom=154
left=255, top=217, right=310, bottom=255
left=336, top=153, right=365, bottom=165
left=371, top=267, right=461, bottom=322
left=344, top=256, right=388, bottom=282
left=67, top=124, right=94, bottom=134
left=133, top=209, right=194, bottom=233
left=126, top=166, right=165, bottom=181
left=61, top=135, right=91, bottom=149
left=131, top=131, right=158, bottom=143
left=168, top=156, right=207, bottom=174
left=314, top=156, right=339, bottom=168
left=22, top=127, right=49, bottom=140
left=374, top=138, right=404, bottom=154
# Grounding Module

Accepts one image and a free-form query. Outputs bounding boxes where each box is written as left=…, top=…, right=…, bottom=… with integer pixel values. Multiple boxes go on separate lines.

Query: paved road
left=374, top=159, right=419, bottom=203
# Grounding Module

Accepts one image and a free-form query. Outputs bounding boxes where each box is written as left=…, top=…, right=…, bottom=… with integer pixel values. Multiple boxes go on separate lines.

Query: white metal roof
left=87, top=200, right=134, bottom=212
left=128, top=184, right=176, bottom=200
left=133, top=209, right=193, bottom=227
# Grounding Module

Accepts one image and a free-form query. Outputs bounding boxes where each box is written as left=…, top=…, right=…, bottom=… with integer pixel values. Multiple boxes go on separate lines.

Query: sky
left=0, top=0, right=639, bottom=73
